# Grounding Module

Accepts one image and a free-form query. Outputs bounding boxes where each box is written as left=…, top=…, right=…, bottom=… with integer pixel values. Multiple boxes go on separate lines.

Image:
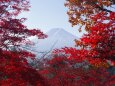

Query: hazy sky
left=20, top=0, right=85, bottom=37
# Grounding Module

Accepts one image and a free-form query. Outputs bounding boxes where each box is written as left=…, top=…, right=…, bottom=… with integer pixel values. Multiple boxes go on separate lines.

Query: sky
left=20, top=0, right=85, bottom=37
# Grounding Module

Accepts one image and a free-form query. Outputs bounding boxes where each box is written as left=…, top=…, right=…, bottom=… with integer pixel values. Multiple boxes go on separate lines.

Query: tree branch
left=93, top=2, right=113, bottom=12
left=96, top=5, right=112, bottom=12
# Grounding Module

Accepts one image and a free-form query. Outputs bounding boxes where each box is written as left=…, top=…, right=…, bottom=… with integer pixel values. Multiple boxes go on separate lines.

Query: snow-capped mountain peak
left=47, top=28, right=76, bottom=39
left=24, top=28, right=79, bottom=58
left=31, top=28, right=78, bottom=52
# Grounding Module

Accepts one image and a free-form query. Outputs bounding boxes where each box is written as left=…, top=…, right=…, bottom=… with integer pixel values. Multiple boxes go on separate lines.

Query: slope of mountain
left=31, top=28, right=78, bottom=52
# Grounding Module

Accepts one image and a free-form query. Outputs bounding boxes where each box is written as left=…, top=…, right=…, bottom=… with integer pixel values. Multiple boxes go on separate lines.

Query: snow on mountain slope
left=30, top=28, right=79, bottom=52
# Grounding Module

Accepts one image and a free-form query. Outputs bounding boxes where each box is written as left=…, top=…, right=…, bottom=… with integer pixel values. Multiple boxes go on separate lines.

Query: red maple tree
left=0, top=0, right=49, bottom=85
left=64, top=0, right=115, bottom=66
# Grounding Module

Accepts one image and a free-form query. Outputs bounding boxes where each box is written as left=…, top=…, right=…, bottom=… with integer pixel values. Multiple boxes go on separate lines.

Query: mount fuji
left=30, top=28, right=78, bottom=52
left=24, top=28, right=79, bottom=58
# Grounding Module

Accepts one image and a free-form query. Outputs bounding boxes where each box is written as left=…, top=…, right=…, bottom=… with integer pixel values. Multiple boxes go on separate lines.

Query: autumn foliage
left=0, top=0, right=48, bottom=85
left=39, top=54, right=115, bottom=86
left=65, top=0, right=115, bottom=66
left=0, top=0, right=115, bottom=86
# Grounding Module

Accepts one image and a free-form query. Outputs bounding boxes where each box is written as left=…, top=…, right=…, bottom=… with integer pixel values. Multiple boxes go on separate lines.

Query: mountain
left=31, top=28, right=78, bottom=52
left=24, top=28, right=79, bottom=58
